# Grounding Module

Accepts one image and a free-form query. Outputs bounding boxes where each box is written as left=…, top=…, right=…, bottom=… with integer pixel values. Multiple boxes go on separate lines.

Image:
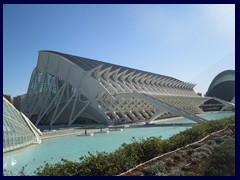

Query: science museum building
left=22, top=51, right=213, bottom=127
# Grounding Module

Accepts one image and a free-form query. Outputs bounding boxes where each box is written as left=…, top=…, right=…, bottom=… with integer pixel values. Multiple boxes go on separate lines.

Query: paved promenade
left=41, top=115, right=201, bottom=140
left=41, top=128, right=109, bottom=140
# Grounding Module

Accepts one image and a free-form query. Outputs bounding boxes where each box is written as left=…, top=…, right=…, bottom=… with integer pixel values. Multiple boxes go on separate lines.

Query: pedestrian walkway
left=41, top=128, right=109, bottom=139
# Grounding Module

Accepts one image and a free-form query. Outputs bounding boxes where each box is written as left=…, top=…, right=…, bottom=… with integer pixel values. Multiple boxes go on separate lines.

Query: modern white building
left=23, top=51, right=212, bottom=127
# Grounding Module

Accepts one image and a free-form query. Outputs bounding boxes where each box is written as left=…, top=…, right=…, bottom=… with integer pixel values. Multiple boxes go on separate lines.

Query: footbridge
left=115, top=93, right=207, bottom=124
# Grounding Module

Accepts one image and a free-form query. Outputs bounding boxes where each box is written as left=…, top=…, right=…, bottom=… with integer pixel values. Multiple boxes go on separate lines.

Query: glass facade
left=3, top=97, right=39, bottom=153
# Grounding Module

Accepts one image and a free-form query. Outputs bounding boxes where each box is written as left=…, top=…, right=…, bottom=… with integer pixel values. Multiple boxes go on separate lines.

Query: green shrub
left=202, top=144, right=214, bottom=152
left=213, top=136, right=225, bottom=144
left=191, top=151, right=209, bottom=162
left=167, top=115, right=234, bottom=151
left=164, top=158, right=174, bottom=166
left=207, top=140, right=217, bottom=147
left=20, top=115, right=235, bottom=176
left=35, top=159, right=81, bottom=176
left=204, top=139, right=235, bottom=176
left=173, top=154, right=182, bottom=161
left=168, top=167, right=184, bottom=176
left=143, top=161, right=166, bottom=176
left=187, top=149, right=194, bottom=156
left=190, top=157, right=199, bottom=164
left=178, top=150, right=187, bottom=157
left=194, top=145, right=213, bottom=155
left=181, top=165, right=189, bottom=171
left=190, top=142, right=204, bottom=149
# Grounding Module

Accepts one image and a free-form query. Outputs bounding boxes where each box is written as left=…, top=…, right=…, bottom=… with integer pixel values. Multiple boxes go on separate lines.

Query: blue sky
left=3, top=4, right=235, bottom=97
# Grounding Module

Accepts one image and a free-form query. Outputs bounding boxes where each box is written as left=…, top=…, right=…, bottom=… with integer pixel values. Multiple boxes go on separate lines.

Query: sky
left=3, top=4, right=235, bottom=97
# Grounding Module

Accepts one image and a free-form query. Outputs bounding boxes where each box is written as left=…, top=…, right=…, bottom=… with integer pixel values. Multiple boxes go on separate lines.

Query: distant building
left=206, top=70, right=235, bottom=102
left=13, top=94, right=26, bottom=111
left=200, top=70, right=235, bottom=112
left=3, top=94, right=11, bottom=103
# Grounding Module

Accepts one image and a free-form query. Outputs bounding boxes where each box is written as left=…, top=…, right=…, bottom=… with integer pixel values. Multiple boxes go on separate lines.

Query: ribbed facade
left=23, top=51, right=209, bottom=126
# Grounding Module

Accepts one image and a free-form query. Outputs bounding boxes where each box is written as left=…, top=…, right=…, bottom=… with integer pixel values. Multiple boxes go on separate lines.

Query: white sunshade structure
left=23, top=51, right=210, bottom=127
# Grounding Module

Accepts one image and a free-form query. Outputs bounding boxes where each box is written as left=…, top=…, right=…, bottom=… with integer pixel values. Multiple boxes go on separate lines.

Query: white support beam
left=138, top=73, right=148, bottom=83
left=141, top=75, right=150, bottom=84
left=127, top=72, right=138, bottom=82
left=157, top=77, right=167, bottom=87
left=132, top=72, right=142, bottom=83
left=116, top=69, right=128, bottom=80
left=108, top=78, right=125, bottom=93
left=147, top=111, right=165, bottom=122
left=144, top=75, right=153, bottom=85
left=50, top=83, right=67, bottom=126
left=98, top=66, right=112, bottom=77
left=125, top=71, right=135, bottom=81
left=99, top=76, right=118, bottom=94
left=166, top=79, right=177, bottom=93
left=112, top=68, right=121, bottom=80
left=69, top=101, right=91, bottom=125
left=137, top=74, right=152, bottom=92
left=109, top=68, right=121, bottom=77
left=150, top=76, right=159, bottom=86
left=35, top=81, right=68, bottom=125
left=111, top=69, right=132, bottom=92
left=50, top=90, right=76, bottom=126
left=103, top=66, right=113, bottom=79
left=68, top=91, right=80, bottom=125
left=36, top=78, right=55, bottom=123
left=87, top=65, right=103, bottom=77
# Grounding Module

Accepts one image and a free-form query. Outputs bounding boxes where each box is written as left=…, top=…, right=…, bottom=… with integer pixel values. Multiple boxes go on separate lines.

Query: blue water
left=3, top=111, right=234, bottom=175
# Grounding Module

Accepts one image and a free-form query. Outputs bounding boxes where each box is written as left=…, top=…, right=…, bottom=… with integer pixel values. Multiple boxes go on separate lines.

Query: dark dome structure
left=206, top=70, right=235, bottom=102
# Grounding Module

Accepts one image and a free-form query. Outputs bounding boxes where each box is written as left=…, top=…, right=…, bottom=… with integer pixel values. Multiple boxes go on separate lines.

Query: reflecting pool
left=3, top=111, right=234, bottom=175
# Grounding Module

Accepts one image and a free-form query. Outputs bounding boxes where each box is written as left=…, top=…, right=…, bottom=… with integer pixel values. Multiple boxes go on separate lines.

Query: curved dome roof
left=206, top=70, right=235, bottom=102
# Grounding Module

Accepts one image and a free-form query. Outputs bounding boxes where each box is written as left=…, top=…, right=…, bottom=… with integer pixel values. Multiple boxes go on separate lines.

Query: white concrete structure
left=23, top=51, right=210, bottom=127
